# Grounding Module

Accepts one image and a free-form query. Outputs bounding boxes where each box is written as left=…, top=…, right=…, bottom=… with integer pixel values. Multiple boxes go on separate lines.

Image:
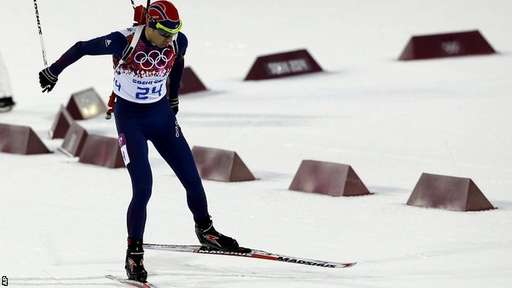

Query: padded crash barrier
left=59, top=123, right=88, bottom=157
left=49, top=105, right=74, bottom=139
left=66, top=87, right=107, bottom=120
left=0, top=123, right=51, bottom=154
left=406, top=173, right=495, bottom=211
left=244, top=49, right=323, bottom=80
left=191, top=146, right=256, bottom=182
left=289, top=160, right=371, bottom=197
left=399, top=30, right=496, bottom=60
left=178, top=67, right=208, bottom=94
left=78, top=134, right=124, bottom=168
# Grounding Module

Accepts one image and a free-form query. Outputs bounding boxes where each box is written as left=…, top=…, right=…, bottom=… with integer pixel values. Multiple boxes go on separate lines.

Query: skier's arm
left=51, top=32, right=127, bottom=75
left=38, top=32, right=127, bottom=92
left=166, top=33, right=188, bottom=114
left=167, top=56, right=184, bottom=114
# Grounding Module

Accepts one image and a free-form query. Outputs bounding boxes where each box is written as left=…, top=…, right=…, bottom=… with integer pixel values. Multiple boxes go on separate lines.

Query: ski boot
left=125, top=238, right=147, bottom=283
left=195, top=219, right=241, bottom=252
left=0, top=97, right=15, bottom=112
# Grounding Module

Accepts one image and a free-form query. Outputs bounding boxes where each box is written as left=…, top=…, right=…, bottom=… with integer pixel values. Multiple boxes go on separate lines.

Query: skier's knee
left=132, top=185, right=152, bottom=204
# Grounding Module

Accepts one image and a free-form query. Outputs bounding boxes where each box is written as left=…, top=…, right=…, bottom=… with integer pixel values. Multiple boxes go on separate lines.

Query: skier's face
left=147, top=27, right=175, bottom=48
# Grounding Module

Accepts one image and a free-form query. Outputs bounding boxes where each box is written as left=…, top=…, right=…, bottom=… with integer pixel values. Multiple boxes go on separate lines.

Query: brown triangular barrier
left=244, top=49, right=323, bottom=80
left=191, top=146, right=256, bottom=182
left=406, top=173, right=495, bottom=211
left=59, top=123, right=88, bottom=157
left=179, top=67, right=207, bottom=94
left=0, top=123, right=51, bottom=154
left=399, top=30, right=496, bottom=60
left=289, top=160, right=371, bottom=197
left=78, top=134, right=124, bottom=168
left=49, top=105, right=74, bottom=139
left=66, top=87, right=107, bottom=120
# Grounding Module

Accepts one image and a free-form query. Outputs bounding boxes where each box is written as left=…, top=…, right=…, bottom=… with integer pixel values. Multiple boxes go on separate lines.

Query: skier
left=38, top=0, right=240, bottom=282
left=0, top=50, right=15, bottom=112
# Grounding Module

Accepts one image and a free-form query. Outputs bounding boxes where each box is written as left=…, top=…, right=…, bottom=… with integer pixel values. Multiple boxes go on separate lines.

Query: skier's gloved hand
left=38, top=67, right=58, bottom=93
left=170, top=96, right=179, bottom=115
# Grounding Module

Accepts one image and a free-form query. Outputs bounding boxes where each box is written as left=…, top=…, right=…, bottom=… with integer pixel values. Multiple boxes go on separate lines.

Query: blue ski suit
left=47, top=26, right=210, bottom=240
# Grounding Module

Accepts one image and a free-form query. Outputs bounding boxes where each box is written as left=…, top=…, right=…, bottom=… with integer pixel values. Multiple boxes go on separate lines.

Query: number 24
left=136, top=84, right=163, bottom=100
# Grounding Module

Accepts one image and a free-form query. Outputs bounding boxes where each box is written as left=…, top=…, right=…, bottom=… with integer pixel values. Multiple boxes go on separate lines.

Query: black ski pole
left=32, top=0, right=48, bottom=67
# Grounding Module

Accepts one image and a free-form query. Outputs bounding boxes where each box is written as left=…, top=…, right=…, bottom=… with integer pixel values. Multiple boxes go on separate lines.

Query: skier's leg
left=114, top=101, right=153, bottom=240
left=122, top=131, right=152, bottom=240
left=150, top=117, right=210, bottom=223
left=148, top=105, right=239, bottom=251
left=114, top=99, right=151, bottom=282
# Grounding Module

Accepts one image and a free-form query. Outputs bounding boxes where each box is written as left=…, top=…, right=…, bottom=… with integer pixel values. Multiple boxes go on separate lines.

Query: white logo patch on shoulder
left=105, top=39, right=112, bottom=47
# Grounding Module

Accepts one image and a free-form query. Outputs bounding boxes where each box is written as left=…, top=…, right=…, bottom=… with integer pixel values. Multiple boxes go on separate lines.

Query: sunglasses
left=154, top=21, right=182, bottom=39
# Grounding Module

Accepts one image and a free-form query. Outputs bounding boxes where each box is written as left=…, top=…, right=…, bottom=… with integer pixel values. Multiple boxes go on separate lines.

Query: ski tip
left=340, top=262, right=357, bottom=268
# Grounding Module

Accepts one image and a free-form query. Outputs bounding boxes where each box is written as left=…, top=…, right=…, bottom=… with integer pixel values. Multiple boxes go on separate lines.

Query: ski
left=0, top=106, right=13, bottom=113
left=106, top=275, right=159, bottom=288
left=143, top=243, right=356, bottom=269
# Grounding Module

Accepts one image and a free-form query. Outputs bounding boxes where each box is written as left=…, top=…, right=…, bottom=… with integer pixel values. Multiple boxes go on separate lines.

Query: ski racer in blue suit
left=38, top=0, right=240, bottom=283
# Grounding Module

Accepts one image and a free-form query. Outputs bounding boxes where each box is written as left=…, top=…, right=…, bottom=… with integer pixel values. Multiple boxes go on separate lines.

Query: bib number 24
left=136, top=84, right=163, bottom=100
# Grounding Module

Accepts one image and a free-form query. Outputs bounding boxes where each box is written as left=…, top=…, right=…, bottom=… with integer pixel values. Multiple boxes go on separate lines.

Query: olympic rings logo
left=133, top=48, right=171, bottom=70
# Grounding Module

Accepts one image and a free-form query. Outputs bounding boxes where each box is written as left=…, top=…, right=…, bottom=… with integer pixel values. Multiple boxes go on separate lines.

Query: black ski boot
left=0, top=96, right=15, bottom=112
left=125, top=238, right=147, bottom=283
left=195, top=219, right=240, bottom=251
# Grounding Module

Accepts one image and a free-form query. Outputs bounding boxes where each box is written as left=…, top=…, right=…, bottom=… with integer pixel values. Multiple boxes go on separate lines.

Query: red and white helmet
left=147, top=0, right=182, bottom=35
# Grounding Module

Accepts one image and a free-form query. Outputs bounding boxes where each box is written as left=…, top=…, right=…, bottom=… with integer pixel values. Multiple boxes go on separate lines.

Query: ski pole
left=32, top=0, right=48, bottom=67
left=146, top=0, right=151, bottom=20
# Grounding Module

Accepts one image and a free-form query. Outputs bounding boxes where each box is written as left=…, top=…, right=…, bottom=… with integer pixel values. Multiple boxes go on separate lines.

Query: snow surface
left=1, top=0, right=512, bottom=287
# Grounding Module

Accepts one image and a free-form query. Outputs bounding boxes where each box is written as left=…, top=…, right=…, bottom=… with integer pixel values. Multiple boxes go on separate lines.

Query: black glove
left=39, top=67, right=58, bottom=92
left=170, top=96, right=179, bottom=115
